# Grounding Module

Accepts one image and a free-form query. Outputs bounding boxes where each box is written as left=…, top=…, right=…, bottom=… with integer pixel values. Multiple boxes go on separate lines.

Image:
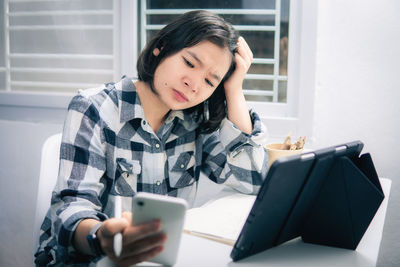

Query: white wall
left=311, top=1, right=400, bottom=266
left=0, top=120, right=63, bottom=266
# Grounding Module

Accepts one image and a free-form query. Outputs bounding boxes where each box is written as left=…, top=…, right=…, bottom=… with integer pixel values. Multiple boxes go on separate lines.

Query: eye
left=205, top=78, right=214, bottom=87
left=183, top=57, right=194, bottom=68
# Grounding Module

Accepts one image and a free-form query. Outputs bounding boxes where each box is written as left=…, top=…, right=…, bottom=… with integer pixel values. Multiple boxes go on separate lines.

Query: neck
left=135, top=80, right=170, bottom=132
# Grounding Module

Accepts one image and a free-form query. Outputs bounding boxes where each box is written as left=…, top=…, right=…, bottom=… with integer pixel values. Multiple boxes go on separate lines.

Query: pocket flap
left=169, top=152, right=195, bottom=172
left=168, top=152, right=195, bottom=188
left=116, top=158, right=141, bottom=175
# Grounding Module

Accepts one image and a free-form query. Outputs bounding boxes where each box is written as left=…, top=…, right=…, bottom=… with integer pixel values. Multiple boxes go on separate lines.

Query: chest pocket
left=168, top=152, right=196, bottom=188
left=114, top=158, right=141, bottom=196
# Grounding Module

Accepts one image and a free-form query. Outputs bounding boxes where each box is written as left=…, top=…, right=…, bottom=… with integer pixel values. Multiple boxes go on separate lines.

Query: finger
left=122, top=211, right=132, bottom=225
left=123, top=219, right=161, bottom=245
left=236, top=47, right=252, bottom=72
left=236, top=42, right=250, bottom=62
left=114, top=246, right=164, bottom=267
left=99, top=218, right=129, bottom=238
left=96, top=218, right=129, bottom=256
left=236, top=38, right=253, bottom=70
left=109, top=233, right=166, bottom=265
left=121, top=232, right=167, bottom=259
left=238, top=36, right=253, bottom=61
left=234, top=51, right=251, bottom=74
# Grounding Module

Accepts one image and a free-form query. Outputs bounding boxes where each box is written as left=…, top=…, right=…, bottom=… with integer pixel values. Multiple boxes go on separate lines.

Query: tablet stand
left=231, top=142, right=385, bottom=262
left=300, top=153, right=384, bottom=249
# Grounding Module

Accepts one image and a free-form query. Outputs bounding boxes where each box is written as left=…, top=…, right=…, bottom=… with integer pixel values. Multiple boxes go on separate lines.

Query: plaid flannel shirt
left=35, top=77, right=268, bottom=266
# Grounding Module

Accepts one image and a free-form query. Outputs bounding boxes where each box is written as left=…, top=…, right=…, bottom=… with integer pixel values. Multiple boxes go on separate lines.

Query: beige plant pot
left=265, top=143, right=304, bottom=168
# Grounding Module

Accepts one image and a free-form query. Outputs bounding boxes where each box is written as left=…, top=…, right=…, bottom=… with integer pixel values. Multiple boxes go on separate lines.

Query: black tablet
left=230, top=141, right=384, bottom=261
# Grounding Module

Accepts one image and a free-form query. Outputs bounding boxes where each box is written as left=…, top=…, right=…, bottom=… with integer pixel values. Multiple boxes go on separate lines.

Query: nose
left=183, top=77, right=199, bottom=93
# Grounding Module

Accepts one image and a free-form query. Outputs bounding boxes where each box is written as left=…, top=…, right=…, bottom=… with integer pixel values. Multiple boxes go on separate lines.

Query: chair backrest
left=33, top=133, right=62, bottom=255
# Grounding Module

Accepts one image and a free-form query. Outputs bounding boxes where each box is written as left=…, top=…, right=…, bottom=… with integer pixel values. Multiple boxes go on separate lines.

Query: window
left=0, top=2, right=6, bottom=89
left=0, top=0, right=318, bottom=139
left=140, top=0, right=290, bottom=105
left=1, top=0, right=118, bottom=93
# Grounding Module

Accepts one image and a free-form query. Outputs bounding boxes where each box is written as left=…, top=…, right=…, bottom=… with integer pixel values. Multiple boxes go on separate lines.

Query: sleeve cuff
left=58, top=210, right=108, bottom=249
left=219, top=110, right=268, bottom=157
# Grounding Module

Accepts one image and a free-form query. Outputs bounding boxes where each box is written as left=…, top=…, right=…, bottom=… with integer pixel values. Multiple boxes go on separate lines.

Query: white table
left=98, top=178, right=391, bottom=267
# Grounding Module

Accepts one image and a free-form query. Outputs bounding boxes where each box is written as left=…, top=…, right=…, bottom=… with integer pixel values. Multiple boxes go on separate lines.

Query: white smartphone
left=131, top=192, right=188, bottom=266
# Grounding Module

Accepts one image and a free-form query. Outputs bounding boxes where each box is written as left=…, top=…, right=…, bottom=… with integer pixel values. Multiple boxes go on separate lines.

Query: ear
left=153, top=48, right=160, bottom=56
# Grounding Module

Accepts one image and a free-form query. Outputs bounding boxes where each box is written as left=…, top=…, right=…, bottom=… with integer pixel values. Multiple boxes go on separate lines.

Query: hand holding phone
left=132, top=192, right=188, bottom=266
left=94, top=211, right=164, bottom=267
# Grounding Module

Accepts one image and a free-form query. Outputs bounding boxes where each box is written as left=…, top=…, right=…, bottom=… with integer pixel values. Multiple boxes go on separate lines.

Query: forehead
left=182, top=40, right=232, bottom=76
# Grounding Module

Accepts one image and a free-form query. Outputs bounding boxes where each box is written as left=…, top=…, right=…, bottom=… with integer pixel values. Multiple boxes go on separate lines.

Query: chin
left=170, top=104, right=191, bottom=111
left=165, top=99, right=190, bottom=110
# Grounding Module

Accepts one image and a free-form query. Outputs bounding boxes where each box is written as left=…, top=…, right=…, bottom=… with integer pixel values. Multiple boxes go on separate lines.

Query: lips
left=172, top=89, right=189, bottom=102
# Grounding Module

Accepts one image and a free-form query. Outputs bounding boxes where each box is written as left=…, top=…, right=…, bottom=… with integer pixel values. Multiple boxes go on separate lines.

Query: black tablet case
left=230, top=141, right=385, bottom=261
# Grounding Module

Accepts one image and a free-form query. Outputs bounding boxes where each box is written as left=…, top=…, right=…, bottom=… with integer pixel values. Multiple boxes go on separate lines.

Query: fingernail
left=152, top=220, right=161, bottom=230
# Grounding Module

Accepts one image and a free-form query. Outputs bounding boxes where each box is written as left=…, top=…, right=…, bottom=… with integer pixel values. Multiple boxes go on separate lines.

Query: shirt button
left=155, top=143, right=160, bottom=148
left=180, top=164, right=185, bottom=169
left=142, top=120, right=146, bottom=125
left=156, top=180, right=161, bottom=186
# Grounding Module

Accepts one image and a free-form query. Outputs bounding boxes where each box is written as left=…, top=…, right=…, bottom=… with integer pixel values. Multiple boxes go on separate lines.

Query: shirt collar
left=117, top=77, right=200, bottom=131
left=118, top=77, right=146, bottom=123
left=167, top=110, right=201, bottom=132
left=165, top=110, right=184, bottom=123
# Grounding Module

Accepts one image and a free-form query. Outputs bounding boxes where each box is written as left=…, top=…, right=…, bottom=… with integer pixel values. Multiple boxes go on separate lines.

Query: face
left=152, top=40, right=232, bottom=111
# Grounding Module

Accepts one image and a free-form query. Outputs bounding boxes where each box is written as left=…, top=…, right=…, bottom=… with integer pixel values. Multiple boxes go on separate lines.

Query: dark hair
left=137, top=10, right=239, bottom=133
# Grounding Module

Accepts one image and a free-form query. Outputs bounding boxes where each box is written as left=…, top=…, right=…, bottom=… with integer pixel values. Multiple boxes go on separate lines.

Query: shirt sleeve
left=35, top=94, right=108, bottom=266
left=200, top=110, right=269, bottom=194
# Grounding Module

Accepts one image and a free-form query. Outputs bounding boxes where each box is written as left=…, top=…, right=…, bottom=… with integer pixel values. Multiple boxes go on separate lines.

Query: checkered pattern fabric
left=34, top=77, right=268, bottom=266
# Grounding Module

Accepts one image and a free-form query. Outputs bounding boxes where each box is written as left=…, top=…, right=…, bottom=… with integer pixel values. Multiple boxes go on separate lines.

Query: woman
left=35, top=10, right=268, bottom=266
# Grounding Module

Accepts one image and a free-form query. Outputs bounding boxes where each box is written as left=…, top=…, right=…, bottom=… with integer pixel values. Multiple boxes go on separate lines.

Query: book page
left=184, top=193, right=256, bottom=244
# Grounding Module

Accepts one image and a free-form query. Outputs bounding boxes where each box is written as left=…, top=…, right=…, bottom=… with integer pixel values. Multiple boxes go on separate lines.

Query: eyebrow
left=187, top=51, right=221, bottom=82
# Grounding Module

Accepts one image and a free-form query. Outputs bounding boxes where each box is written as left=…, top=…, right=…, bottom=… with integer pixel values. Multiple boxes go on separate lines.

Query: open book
left=183, top=193, right=256, bottom=246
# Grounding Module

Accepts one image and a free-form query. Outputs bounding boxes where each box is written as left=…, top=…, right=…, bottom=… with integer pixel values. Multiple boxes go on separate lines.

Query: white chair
left=33, top=133, right=62, bottom=256
left=32, top=133, right=119, bottom=267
